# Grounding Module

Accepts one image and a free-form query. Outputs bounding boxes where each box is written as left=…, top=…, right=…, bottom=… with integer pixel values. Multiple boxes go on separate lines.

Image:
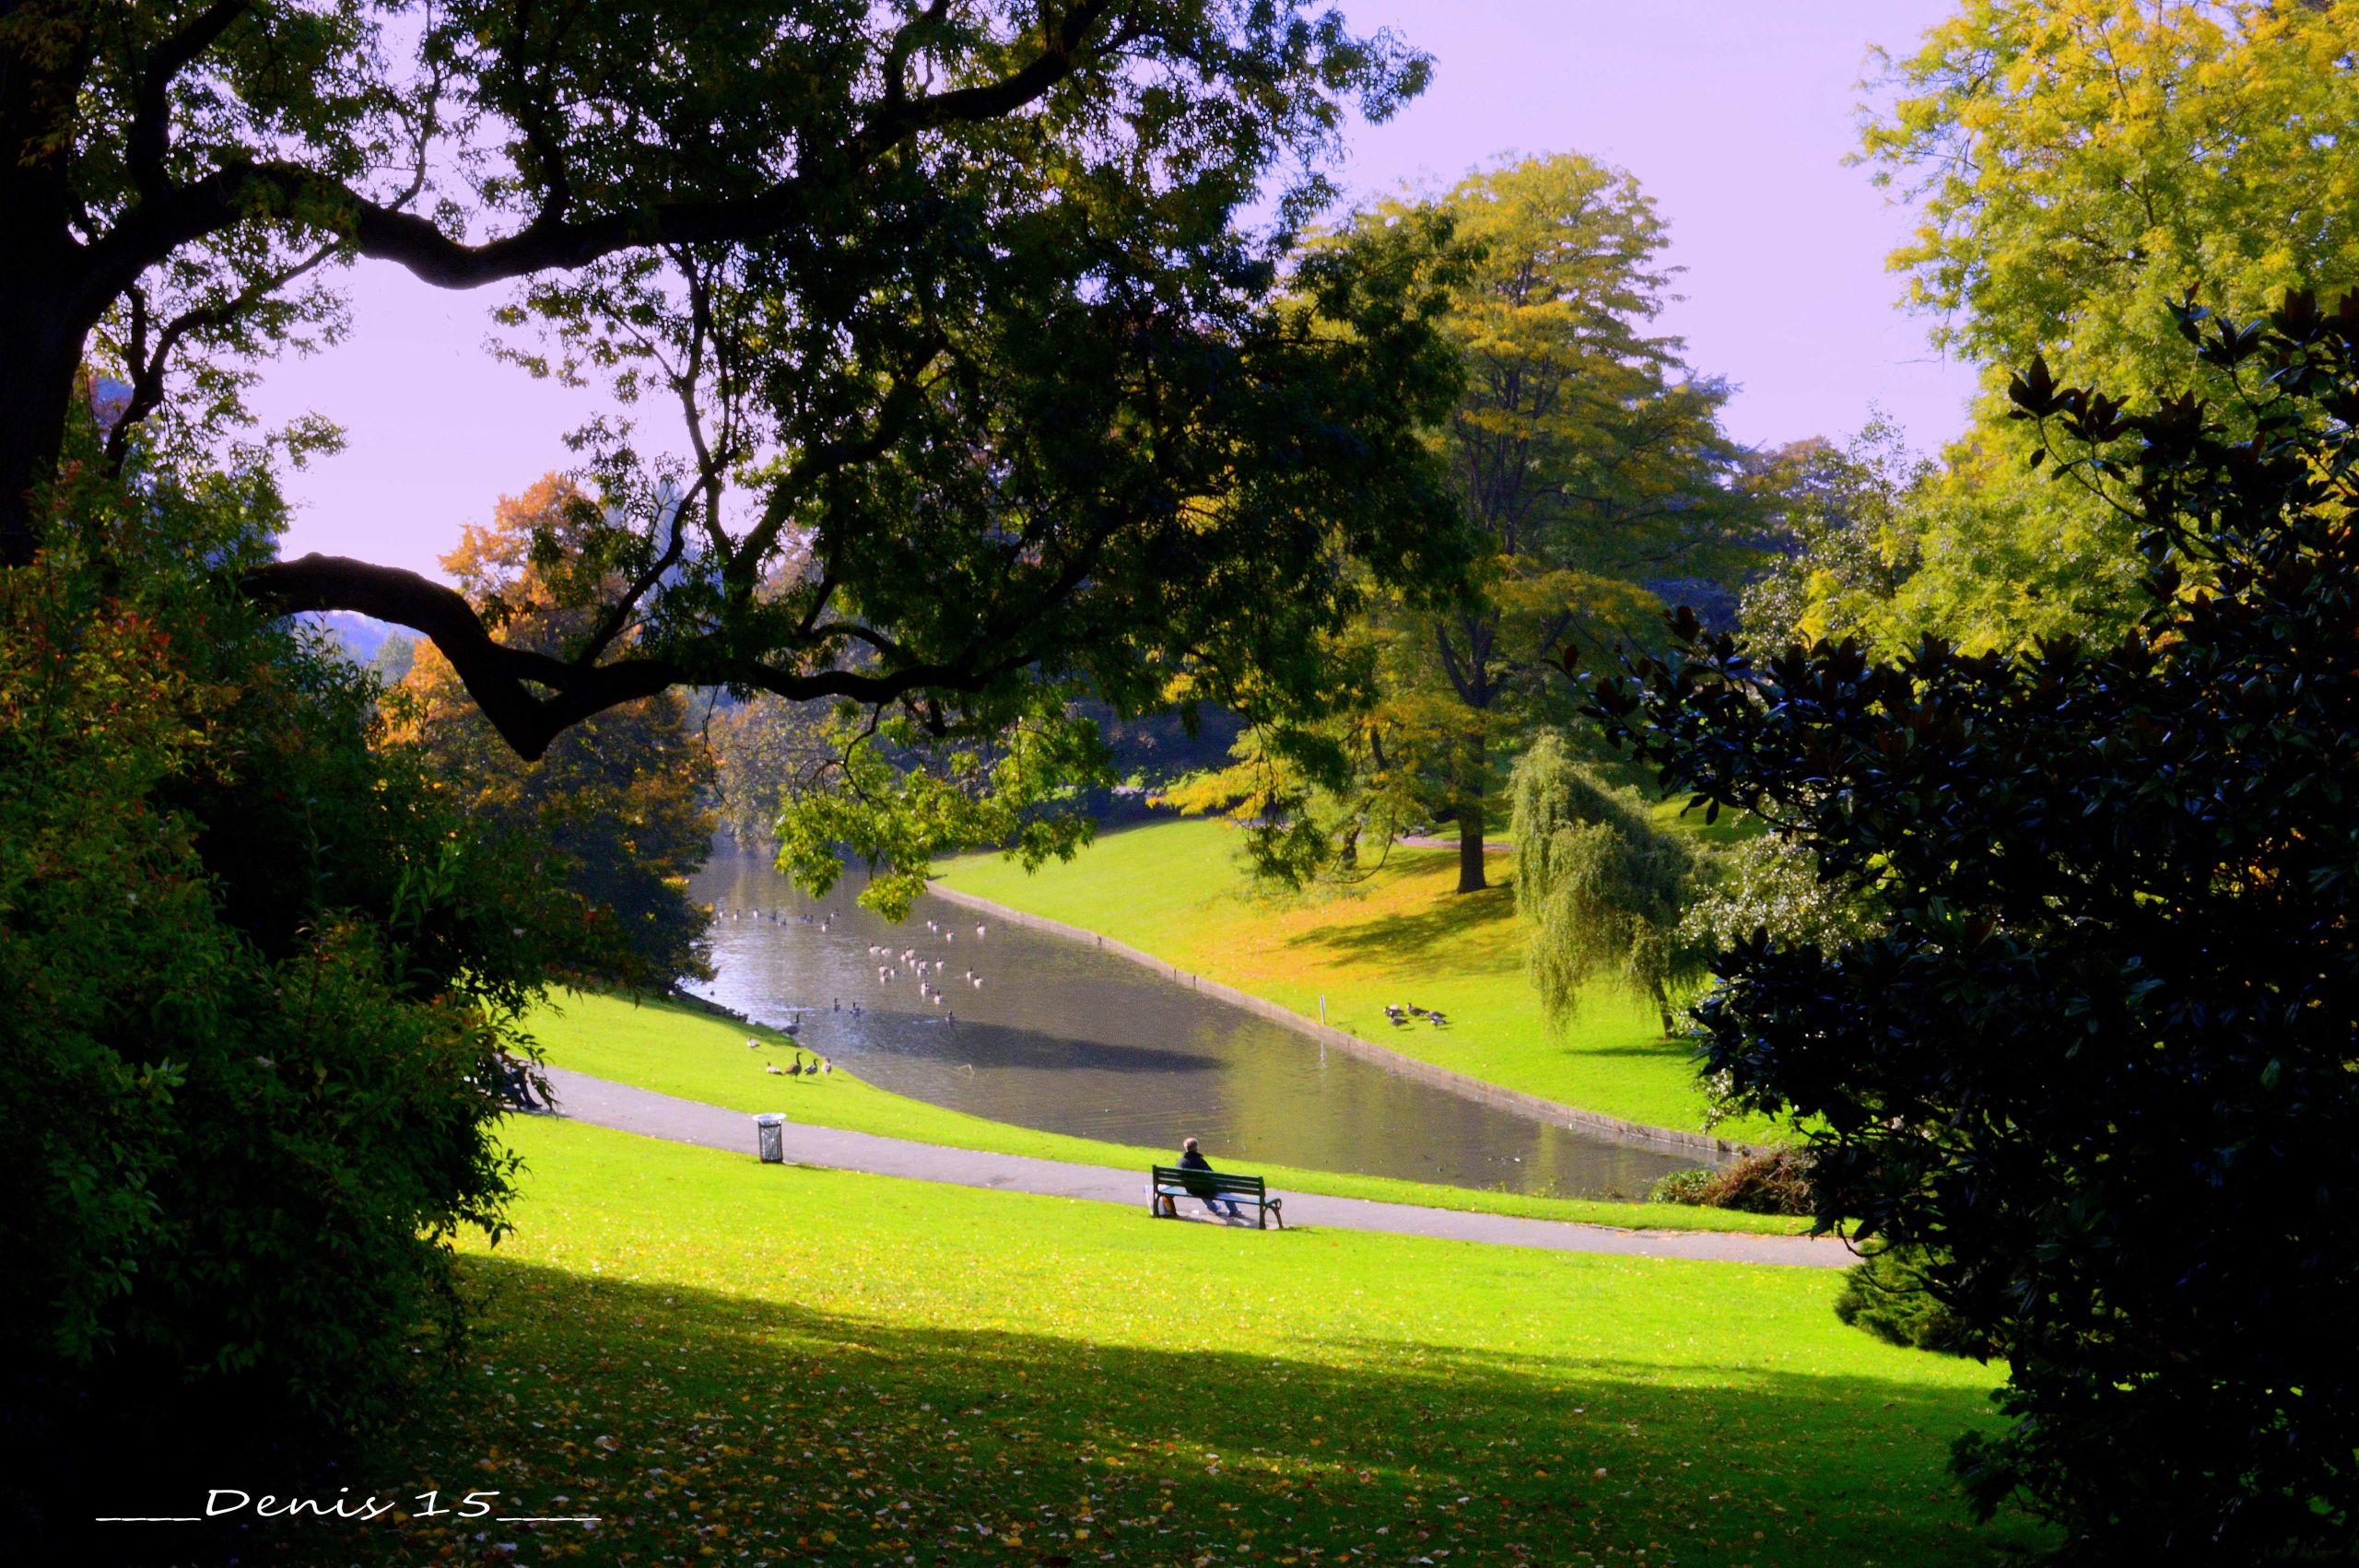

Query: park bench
left=1149, top=1165, right=1285, bottom=1229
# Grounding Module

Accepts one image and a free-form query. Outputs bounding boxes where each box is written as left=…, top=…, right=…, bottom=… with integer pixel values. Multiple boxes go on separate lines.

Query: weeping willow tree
left=1508, top=733, right=1704, bottom=1035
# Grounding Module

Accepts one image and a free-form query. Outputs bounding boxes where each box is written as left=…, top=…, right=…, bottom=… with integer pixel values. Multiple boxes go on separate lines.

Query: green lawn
left=532, top=988, right=1808, bottom=1236
left=252, top=1117, right=2039, bottom=1568
left=936, top=819, right=1775, bottom=1141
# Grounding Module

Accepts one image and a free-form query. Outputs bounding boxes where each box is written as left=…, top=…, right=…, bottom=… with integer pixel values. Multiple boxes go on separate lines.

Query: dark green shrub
left=1834, top=1246, right=1995, bottom=1357
left=1696, top=1147, right=1815, bottom=1215
left=1590, top=292, right=2359, bottom=1562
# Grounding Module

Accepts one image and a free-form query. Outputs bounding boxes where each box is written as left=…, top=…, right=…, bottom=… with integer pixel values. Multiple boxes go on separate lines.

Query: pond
left=685, top=847, right=1702, bottom=1199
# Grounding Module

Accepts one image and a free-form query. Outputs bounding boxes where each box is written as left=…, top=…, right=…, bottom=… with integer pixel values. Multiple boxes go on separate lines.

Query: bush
left=0, top=447, right=574, bottom=1554
left=1647, top=1167, right=1717, bottom=1205
left=1696, top=1148, right=1815, bottom=1215
left=1834, top=1246, right=1995, bottom=1357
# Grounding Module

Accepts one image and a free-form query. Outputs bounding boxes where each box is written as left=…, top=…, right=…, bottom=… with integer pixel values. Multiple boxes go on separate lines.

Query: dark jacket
left=1178, top=1147, right=1220, bottom=1198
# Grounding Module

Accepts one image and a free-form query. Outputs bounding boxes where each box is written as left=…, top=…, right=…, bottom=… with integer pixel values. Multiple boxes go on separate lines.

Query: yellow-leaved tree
left=1764, top=0, right=2359, bottom=655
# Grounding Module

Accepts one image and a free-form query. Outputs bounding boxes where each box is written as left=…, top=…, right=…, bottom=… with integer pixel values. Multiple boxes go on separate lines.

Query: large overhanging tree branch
left=5, top=2, right=1457, bottom=784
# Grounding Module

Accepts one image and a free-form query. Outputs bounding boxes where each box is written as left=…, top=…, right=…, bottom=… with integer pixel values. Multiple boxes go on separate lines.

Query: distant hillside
left=302, top=611, right=398, bottom=663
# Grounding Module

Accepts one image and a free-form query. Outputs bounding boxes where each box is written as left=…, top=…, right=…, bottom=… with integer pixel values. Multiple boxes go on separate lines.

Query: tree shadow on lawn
left=1279, top=883, right=1525, bottom=976
left=243, top=1258, right=2047, bottom=1568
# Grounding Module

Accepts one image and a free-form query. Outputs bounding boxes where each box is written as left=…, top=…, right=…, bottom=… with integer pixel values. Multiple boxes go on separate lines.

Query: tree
left=394, top=475, right=719, bottom=987
left=1506, top=731, right=1701, bottom=1036
left=1, top=412, right=569, bottom=1553
left=2, top=2, right=1472, bottom=863
left=1586, top=290, right=2359, bottom=1562
left=1737, top=417, right=1929, bottom=652
left=1863, top=0, right=2359, bottom=397
left=1350, top=154, right=1757, bottom=891
left=707, top=695, right=829, bottom=852
left=1803, top=0, right=2359, bottom=654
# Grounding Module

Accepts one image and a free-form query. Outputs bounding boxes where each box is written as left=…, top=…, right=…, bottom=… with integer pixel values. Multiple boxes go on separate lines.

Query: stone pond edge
left=923, top=882, right=1773, bottom=1165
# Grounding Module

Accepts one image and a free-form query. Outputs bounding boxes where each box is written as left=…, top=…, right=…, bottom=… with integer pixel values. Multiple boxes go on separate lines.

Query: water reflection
left=686, top=848, right=1698, bottom=1199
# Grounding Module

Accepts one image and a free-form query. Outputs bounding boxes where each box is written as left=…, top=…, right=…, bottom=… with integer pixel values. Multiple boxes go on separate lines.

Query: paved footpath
left=544, top=1067, right=1853, bottom=1270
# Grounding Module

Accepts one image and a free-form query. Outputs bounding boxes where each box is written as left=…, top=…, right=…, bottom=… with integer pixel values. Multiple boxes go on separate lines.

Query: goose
left=747, top=1037, right=763, bottom=1049
left=820, top=1059, right=834, bottom=1073
left=765, top=1063, right=784, bottom=1076
left=975, top=924, right=987, bottom=937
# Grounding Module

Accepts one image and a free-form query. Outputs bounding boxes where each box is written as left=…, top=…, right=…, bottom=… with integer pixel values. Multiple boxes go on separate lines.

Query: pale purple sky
left=251, top=0, right=1977, bottom=579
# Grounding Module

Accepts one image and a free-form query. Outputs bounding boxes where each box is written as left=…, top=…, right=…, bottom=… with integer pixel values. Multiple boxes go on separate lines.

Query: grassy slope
left=937, top=818, right=1774, bottom=1140
left=272, top=1117, right=2040, bottom=1568
left=533, top=988, right=1809, bottom=1236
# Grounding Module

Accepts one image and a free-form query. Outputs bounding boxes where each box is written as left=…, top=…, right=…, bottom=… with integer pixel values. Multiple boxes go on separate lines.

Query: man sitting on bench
left=1178, top=1137, right=1241, bottom=1219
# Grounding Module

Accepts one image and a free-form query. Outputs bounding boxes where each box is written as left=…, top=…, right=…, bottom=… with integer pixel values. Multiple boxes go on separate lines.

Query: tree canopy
left=1588, top=289, right=2359, bottom=1560
left=1767, top=0, right=2359, bottom=658
left=3, top=2, right=1471, bottom=860
left=1507, top=731, right=1701, bottom=1036
left=1344, top=154, right=1758, bottom=890
left=394, top=475, right=718, bottom=987
left=1863, top=0, right=2359, bottom=395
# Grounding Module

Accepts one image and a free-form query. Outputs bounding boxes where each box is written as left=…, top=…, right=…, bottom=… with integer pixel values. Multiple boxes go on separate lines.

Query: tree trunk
left=0, top=269, right=81, bottom=568
left=1456, top=729, right=1487, bottom=893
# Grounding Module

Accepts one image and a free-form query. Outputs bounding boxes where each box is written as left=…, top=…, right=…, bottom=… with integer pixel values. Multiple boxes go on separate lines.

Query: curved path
left=543, top=1067, right=1853, bottom=1270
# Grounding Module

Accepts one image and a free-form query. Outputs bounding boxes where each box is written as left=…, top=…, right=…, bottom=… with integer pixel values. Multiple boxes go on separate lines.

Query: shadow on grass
left=215, top=1257, right=2048, bottom=1568
left=1281, top=883, right=1521, bottom=974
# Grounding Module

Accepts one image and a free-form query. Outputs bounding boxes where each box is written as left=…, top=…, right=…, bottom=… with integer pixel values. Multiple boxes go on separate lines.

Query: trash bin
left=755, top=1113, right=785, bottom=1164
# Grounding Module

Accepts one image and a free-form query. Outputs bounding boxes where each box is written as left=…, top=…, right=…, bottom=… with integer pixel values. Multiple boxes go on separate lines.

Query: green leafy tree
left=1587, top=290, right=2359, bottom=1562
left=1507, top=731, right=1702, bottom=1036
left=1, top=2, right=1473, bottom=885
left=1863, top=0, right=2359, bottom=395
left=1738, top=417, right=1929, bottom=651
left=397, top=475, right=718, bottom=985
left=1802, top=0, right=2359, bottom=654
left=1351, top=154, right=1758, bottom=891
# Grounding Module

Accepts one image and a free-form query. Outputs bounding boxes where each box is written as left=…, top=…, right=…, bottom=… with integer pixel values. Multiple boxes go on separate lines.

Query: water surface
left=687, top=848, right=1698, bottom=1199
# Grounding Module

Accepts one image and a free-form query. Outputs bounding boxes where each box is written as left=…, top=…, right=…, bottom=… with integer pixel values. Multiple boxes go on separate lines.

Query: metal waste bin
left=755, top=1113, right=785, bottom=1164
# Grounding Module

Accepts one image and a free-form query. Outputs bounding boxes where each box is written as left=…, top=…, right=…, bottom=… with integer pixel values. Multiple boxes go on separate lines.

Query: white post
left=1319, top=993, right=1327, bottom=1024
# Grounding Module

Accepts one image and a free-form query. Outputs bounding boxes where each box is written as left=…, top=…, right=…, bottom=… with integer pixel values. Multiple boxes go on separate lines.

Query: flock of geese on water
left=715, top=907, right=992, bottom=1055
left=867, top=914, right=992, bottom=1020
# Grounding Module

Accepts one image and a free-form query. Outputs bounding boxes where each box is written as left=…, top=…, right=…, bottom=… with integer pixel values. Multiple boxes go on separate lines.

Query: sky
left=248, top=0, right=1980, bottom=579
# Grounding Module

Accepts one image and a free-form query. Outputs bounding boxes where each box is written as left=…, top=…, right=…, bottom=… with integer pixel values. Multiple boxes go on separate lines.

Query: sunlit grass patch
left=280, top=1118, right=2039, bottom=1567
